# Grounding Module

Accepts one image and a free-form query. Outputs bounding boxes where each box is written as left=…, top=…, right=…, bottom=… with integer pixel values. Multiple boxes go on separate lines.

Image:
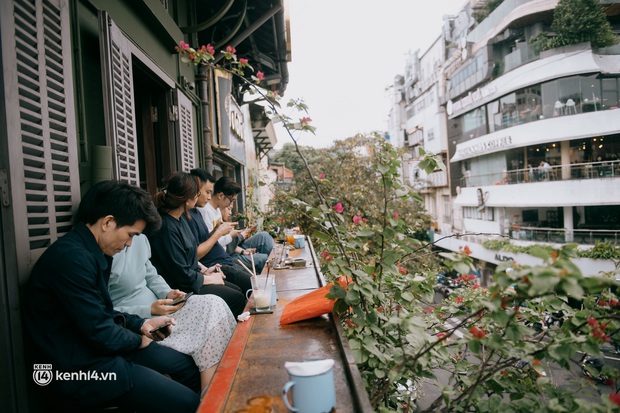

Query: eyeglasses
left=226, top=195, right=237, bottom=204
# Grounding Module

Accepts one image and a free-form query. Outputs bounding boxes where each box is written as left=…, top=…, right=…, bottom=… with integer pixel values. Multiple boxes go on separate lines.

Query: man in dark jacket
left=24, top=181, right=200, bottom=412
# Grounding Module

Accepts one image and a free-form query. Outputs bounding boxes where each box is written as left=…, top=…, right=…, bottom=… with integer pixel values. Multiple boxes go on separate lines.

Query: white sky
left=275, top=0, right=467, bottom=148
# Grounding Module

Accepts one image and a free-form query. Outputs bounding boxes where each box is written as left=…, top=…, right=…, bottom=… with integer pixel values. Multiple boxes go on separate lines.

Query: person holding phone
left=148, top=172, right=246, bottom=318
left=23, top=181, right=200, bottom=413
left=109, top=234, right=236, bottom=392
left=198, top=176, right=274, bottom=274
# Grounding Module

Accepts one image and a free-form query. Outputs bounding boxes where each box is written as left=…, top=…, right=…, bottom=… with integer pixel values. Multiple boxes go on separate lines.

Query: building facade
left=0, top=1, right=290, bottom=411
left=390, top=0, right=620, bottom=279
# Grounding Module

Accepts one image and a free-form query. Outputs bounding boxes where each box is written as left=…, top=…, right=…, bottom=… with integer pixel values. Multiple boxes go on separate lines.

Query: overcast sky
left=275, top=0, right=466, bottom=148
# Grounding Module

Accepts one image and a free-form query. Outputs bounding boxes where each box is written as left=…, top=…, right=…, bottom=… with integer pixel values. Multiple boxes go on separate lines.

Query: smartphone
left=149, top=321, right=172, bottom=336
left=167, top=292, right=193, bottom=306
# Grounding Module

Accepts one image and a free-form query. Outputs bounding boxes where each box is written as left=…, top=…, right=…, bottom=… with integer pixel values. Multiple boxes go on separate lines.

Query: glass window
left=463, top=106, right=487, bottom=135
left=487, top=100, right=500, bottom=133
left=581, top=75, right=601, bottom=113
left=499, top=93, right=517, bottom=128
left=602, top=78, right=619, bottom=110
left=542, top=80, right=558, bottom=118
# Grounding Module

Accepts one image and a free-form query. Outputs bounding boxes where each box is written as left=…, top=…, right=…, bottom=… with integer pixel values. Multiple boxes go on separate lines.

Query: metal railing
left=510, top=226, right=620, bottom=245
left=460, top=160, right=620, bottom=187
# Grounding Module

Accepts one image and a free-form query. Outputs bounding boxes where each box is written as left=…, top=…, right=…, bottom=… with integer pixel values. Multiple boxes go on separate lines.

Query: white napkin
left=237, top=311, right=251, bottom=322
left=284, top=359, right=334, bottom=376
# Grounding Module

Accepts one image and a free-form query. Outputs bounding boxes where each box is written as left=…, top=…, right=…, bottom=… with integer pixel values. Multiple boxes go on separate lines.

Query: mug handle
left=245, top=289, right=254, bottom=301
left=282, top=381, right=299, bottom=412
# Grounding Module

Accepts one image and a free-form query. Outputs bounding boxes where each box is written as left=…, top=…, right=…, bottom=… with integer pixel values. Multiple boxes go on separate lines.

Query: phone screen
left=149, top=321, right=172, bottom=335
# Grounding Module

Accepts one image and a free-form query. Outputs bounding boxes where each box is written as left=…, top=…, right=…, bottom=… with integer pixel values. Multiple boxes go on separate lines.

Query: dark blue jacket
left=24, top=222, right=144, bottom=405
left=187, top=208, right=234, bottom=267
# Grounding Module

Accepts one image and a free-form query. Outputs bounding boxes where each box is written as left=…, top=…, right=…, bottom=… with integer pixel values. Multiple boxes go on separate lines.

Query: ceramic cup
left=282, top=359, right=336, bottom=413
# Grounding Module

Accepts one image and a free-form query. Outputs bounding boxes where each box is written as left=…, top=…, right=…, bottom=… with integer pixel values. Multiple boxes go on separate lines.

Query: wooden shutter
left=99, top=12, right=139, bottom=186
left=176, top=89, right=196, bottom=172
left=0, top=0, right=80, bottom=269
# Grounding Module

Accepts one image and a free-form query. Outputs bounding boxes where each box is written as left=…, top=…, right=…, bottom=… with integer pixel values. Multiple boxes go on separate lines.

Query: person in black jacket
left=148, top=172, right=247, bottom=318
left=24, top=181, right=200, bottom=413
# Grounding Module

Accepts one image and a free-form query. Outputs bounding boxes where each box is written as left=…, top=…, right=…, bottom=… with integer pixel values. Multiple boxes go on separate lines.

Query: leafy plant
left=176, top=40, right=620, bottom=412
left=545, top=0, right=618, bottom=50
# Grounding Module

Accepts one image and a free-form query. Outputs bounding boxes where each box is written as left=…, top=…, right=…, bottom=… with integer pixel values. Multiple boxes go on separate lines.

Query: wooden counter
left=198, top=237, right=372, bottom=413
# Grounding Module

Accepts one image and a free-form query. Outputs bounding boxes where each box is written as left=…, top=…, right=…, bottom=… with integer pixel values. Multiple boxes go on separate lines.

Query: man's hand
left=242, top=248, right=257, bottom=255
left=203, top=272, right=225, bottom=285
left=141, top=316, right=175, bottom=342
left=214, top=222, right=235, bottom=238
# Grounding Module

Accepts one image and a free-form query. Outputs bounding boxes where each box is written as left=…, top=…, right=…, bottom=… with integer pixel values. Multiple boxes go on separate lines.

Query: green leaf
left=469, top=339, right=482, bottom=353
left=529, top=246, right=551, bottom=260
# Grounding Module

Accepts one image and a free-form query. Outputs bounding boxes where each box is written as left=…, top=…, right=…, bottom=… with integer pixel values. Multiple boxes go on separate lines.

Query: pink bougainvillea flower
left=225, top=45, right=236, bottom=54
left=393, top=212, right=399, bottom=219
left=455, top=296, right=464, bottom=304
left=199, top=44, right=214, bottom=56
left=239, top=58, right=248, bottom=65
left=300, top=117, right=312, bottom=125
left=472, top=283, right=480, bottom=290
left=436, top=332, right=447, bottom=340
left=177, top=40, right=190, bottom=51
left=255, top=71, right=265, bottom=81
left=352, top=215, right=362, bottom=224
left=318, top=173, right=325, bottom=179
left=320, top=251, right=333, bottom=261
left=398, top=266, right=407, bottom=275
left=333, top=202, right=344, bottom=214
left=609, top=392, right=620, bottom=406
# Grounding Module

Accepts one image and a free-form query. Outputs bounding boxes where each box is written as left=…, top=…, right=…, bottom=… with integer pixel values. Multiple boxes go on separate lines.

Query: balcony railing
left=412, top=170, right=448, bottom=190
left=460, top=160, right=620, bottom=187
left=510, top=226, right=620, bottom=245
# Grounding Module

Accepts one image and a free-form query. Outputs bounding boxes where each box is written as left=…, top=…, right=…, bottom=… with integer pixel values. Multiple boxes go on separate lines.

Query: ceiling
left=189, top=0, right=291, bottom=96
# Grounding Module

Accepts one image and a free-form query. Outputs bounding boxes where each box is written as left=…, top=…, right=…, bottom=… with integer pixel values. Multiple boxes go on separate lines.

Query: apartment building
left=390, top=0, right=620, bottom=278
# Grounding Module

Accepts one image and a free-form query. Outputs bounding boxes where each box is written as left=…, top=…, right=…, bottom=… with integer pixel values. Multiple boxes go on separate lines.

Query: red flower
left=300, top=117, right=312, bottom=125
left=256, top=71, right=265, bottom=81
left=469, top=326, right=485, bottom=339
left=423, top=306, right=434, bottom=314
left=393, top=212, right=399, bottom=219
left=455, top=296, right=464, bottom=304
left=609, top=392, right=620, bottom=407
left=178, top=40, right=190, bottom=51
left=587, top=318, right=599, bottom=328
left=199, top=44, right=215, bottom=56
left=239, top=58, right=248, bottom=65
left=320, top=251, right=333, bottom=261
left=398, top=266, right=407, bottom=275
left=225, top=45, right=236, bottom=54
left=472, top=283, right=480, bottom=290
left=532, top=359, right=541, bottom=366
left=436, top=332, right=447, bottom=340
left=333, top=203, right=344, bottom=214
left=318, top=173, right=325, bottom=179
left=352, top=215, right=362, bottom=224
left=599, top=300, right=608, bottom=307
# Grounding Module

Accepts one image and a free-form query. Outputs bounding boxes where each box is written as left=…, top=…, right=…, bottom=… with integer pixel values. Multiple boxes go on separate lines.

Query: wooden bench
left=198, top=237, right=372, bottom=412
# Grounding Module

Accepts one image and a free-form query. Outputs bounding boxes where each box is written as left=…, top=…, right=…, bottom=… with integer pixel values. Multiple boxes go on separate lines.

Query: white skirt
left=157, top=294, right=236, bottom=371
